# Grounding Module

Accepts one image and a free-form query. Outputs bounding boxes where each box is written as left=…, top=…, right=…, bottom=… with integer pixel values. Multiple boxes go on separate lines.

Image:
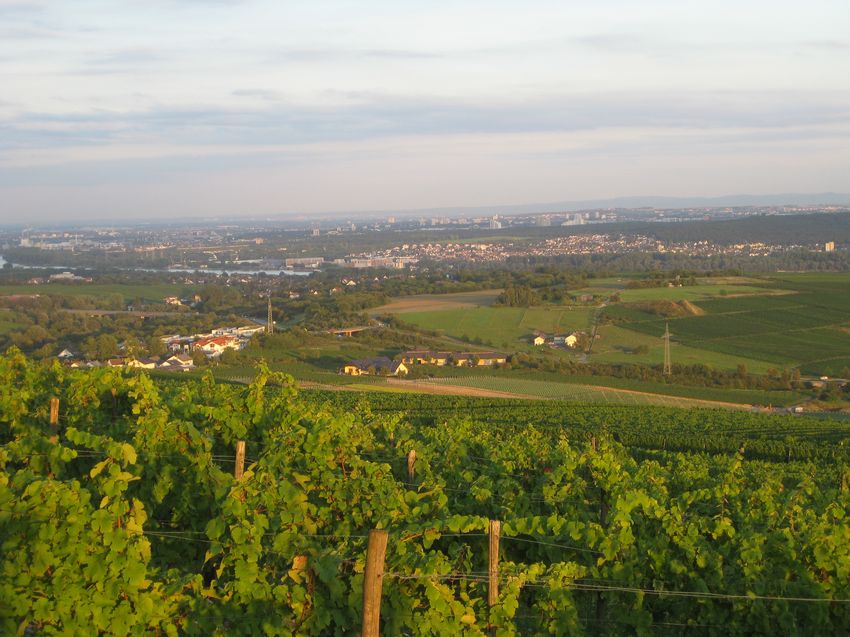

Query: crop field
left=0, top=317, right=24, bottom=335
left=371, top=289, right=500, bottom=314
left=615, top=283, right=778, bottom=302
left=589, top=325, right=777, bottom=373
left=421, top=375, right=747, bottom=408
left=377, top=274, right=850, bottom=375
left=609, top=275, right=850, bottom=375
left=0, top=282, right=186, bottom=303
left=399, top=305, right=595, bottom=346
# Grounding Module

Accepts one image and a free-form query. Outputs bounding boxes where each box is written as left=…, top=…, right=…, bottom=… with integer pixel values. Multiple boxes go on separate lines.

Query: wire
left=501, top=536, right=601, bottom=555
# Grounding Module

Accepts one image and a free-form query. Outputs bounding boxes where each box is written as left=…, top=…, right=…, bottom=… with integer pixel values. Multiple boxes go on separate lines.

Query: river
left=0, top=254, right=313, bottom=277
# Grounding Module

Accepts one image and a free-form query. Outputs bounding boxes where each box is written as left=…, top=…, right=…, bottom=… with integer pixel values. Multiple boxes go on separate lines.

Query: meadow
left=398, top=305, right=596, bottom=346
left=0, top=282, right=187, bottom=303
left=612, top=274, right=850, bottom=375
left=388, top=274, right=850, bottom=376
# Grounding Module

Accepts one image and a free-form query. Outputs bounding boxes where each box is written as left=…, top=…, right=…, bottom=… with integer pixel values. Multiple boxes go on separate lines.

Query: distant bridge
left=327, top=326, right=375, bottom=337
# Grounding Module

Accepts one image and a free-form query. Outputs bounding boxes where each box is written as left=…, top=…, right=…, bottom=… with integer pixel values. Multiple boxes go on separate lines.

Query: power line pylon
left=267, top=292, right=274, bottom=335
left=663, top=322, right=672, bottom=375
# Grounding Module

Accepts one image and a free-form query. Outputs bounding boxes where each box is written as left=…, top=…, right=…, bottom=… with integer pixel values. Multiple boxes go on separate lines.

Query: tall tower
left=267, top=293, right=274, bottom=335
left=663, top=322, right=672, bottom=375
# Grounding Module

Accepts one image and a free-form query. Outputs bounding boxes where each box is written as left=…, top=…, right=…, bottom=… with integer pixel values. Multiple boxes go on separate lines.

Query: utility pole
left=267, top=292, right=274, bottom=335
left=663, top=322, right=672, bottom=375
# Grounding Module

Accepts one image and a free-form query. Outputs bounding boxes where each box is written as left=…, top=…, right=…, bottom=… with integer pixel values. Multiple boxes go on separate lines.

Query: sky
left=1, top=0, right=850, bottom=222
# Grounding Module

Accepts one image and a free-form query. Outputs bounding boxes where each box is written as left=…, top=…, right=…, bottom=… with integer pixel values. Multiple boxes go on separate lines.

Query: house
left=57, top=348, right=76, bottom=359
left=194, top=335, right=241, bottom=357
left=125, top=358, right=158, bottom=370
left=471, top=352, right=507, bottom=366
left=164, top=296, right=183, bottom=306
left=106, top=358, right=125, bottom=367
left=342, top=357, right=408, bottom=376
left=159, top=354, right=195, bottom=371
left=532, top=335, right=546, bottom=346
left=565, top=334, right=579, bottom=348
left=401, top=350, right=433, bottom=365
left=430, top=352, right=450, bottom=366
left=401, top=350, right=506, bottom=367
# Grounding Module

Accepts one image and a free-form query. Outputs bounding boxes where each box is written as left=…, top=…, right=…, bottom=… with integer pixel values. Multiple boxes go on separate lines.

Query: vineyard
left=4, top=350, right=850, bottom=635
left=413, top=377, right=741, bottom=409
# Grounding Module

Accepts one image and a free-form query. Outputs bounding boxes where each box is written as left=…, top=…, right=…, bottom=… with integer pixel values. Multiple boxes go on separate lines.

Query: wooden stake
left=488, top=520, right=500, bottom=609
left=407, top=449, right=416, bottom=483
left=361, top=529, right=389, bottom=637
left=49, top=397, right=59, bottom=443
left=234, top=440, right=246, bottom=480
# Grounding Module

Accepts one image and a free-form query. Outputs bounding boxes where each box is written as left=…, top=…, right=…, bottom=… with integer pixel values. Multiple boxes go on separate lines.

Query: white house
left=159, top=354, right=195, bottom=371
left=194, top=335, right=241, bottom=357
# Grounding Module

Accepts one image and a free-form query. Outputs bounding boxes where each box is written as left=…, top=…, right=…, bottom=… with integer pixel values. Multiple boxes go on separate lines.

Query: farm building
left=343, top=357, right=408, bottom=377
left=401, top=350, right=506, bottom=367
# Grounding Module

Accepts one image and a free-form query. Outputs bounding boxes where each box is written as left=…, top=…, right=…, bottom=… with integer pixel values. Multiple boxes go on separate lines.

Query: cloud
left=270, top=47, right=444, bottom=63
left=4, top=89, right=849, bottom=154
left=87, top=48, right=163, bottom=66
left=800, top=39, right=850, bottom=50
left=232, top=89, right=283, bottom=101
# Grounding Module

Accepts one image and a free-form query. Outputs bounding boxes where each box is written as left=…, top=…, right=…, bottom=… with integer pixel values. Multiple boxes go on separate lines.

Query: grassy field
left=379, top=274, right=850, bottom=376
left=399, top=305, right=596, bottom=346
left=0, top=283, right=187, bottom=303
left=420, top=376, right=748, bottom=408
left=0, top=317, right=25, bottom=336
left=588, top=325, right=777, bottom=373
left=615, top=284, right=781, bottom=303
left=610, top=274, right=850, bottom=375
left=371, top=290, right=500, bottom=314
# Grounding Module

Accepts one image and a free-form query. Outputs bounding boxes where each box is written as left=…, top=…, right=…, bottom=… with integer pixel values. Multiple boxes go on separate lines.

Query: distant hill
left=346, top=193, right=850, bottom=219
left=557, top=211, right=850, bottom=246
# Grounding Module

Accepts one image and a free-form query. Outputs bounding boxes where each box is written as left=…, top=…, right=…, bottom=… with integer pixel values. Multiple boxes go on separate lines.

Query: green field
left=385, top=274, right=850, bottom=377
left=611, top=274, right=850, bottom=375
left=0, top=317, right=24, bottom=336
left=421, top=376, right=749, bottom=408
left=0, top=283, right=187, bottom=303
left=400, top=305, right=595, bottom=346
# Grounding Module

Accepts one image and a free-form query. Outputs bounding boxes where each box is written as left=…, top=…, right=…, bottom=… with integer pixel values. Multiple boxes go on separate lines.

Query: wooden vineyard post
left=361, top=529, right=389, bottom=637
left=488, top=520, right=500, bottom=609
left=234, top=440, right=246, bottom=480
left=407, top=449, right=416, bottom=483
left=49, top=397, right=60, bottom=443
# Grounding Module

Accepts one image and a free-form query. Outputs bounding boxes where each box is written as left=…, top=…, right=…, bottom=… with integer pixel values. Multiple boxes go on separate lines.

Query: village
left=59, top=324, right=265, bottom=372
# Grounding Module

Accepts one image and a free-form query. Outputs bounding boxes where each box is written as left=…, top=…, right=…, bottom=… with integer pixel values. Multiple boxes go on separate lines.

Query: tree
left=147, top=336, right=167, bottom=358
left=95, top=334, right=118, bottom=360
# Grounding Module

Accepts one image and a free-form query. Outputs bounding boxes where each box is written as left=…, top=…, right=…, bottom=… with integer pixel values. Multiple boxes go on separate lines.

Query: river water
left=0, top=254, right=312, bottom=277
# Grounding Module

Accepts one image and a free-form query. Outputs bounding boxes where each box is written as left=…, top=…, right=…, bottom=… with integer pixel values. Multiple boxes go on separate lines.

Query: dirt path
left=300, top=377, right=753, bottom=409
left=385, top=379, right=535, bottom=400
left=574, top=382, right=751, bottom=409
left=391, top=379, right=753, bottom=409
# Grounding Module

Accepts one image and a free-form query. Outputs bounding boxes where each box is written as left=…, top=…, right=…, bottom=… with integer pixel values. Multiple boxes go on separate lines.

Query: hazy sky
left=2, top=0, right=850, bottom=221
